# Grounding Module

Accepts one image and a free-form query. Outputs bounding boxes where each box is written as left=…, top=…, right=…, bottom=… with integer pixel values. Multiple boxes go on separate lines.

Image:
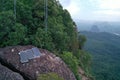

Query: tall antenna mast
left=44, top=0, right=48, bottom=32
left=14, top=0, right=16, bottom=21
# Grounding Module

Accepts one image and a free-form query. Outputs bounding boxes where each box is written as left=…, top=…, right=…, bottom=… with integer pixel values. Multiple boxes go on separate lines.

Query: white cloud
left=92, top=10, right=120, bottom=21
left=66, top=2, right=80, bottom=16
left=93, top=0, right=120, bottom=17
left=59, top=0, right=71, bottom=7
left=91, top=0, right=120, bottom=21
left=99, top=0, right=120, bottom=10
left=60, top=0, right=81, bottom=19
left=59, top=0, right=120, bottom=21
left=93, top=10, right=120, bottom=16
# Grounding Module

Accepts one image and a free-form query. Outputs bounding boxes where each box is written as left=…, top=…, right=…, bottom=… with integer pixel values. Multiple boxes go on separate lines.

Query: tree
left=32, top=28, right=54, bottom=51
left=61, top=52, right=81, bottom=80
left=78, top=34, right=86, bottom=49
left=0, top=11, right=15, bottom=47
left=8, top=23, right=27, bottom=45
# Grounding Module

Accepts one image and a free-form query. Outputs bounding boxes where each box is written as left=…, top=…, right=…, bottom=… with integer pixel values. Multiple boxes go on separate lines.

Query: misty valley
left=78, top=21, right=120, bottom=80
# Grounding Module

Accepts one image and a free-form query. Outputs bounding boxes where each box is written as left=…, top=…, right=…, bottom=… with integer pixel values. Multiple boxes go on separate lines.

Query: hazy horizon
left=59, top=0, right=120, bottom=22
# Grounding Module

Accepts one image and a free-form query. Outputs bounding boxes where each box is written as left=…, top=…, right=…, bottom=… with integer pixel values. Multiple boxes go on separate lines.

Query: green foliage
left=60, top=52, right=81, bottom=80
left=37, top=73, right=64, bottom=80
left=8, top=23, right=27, bottom=45
left=75, top=50, right=91, bottom=76
left=32, top=28, right=54, bottom=51
left=78, top=34, right=86, bottom=49
left=76, top=50, right=91, bottom=69
left=0, top=0, right=78, bottom=53
left=0, top=10, right=15, bottom=46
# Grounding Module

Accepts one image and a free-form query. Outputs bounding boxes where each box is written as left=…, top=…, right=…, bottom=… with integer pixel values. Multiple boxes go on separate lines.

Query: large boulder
left=0, top=45, right=76, bottom=80
left=0, top=63, right=24, bottom=80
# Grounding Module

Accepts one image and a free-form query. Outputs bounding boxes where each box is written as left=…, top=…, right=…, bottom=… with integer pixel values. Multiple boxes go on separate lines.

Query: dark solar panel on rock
left=32, top=47, right=41, bottom=58
left=26, top=49, right=34, bottom=59
left=19, top=51, right=28, bottom=63
left=19, top=47, right=41, bottom=63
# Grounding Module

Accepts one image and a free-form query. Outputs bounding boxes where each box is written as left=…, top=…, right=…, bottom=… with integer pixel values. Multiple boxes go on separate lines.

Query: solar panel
left=19, top=51, right=28, bottom=63
left=25, top=49, right=34, bottom=59
left=32, top=47, right=41, bottom=58
left=19, top=47, right=41, bottom=63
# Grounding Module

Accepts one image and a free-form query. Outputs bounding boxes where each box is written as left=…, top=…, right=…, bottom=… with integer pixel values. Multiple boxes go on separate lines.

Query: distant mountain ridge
left=90, top=25, right=100, bottom=32
left=77, top=21, right=120, bottom=34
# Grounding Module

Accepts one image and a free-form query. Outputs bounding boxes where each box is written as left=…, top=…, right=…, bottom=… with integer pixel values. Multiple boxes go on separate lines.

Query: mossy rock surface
left=37, top=73, right=64, bottom=80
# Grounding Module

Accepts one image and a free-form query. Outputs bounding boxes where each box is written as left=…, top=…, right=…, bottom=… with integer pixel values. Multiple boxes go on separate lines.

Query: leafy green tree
left=0, top=0, right=14, bottom=12
left=32, top=28, right=54, bottom=51
left=8, top=23, right=27, bottom=45
left=78, top=34, right=87, bottom=49
left=75, top=50, right=91, bottom=76
left=0, top=11, right=15, bottom=47
left=61, top=52, right=81, bottom=80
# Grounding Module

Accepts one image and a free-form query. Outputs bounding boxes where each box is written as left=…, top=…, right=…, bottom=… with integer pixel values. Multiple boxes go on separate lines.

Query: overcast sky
left=59, top=0, right=120, bottom=22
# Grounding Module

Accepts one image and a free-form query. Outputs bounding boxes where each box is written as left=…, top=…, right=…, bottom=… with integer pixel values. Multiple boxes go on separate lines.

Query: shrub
left=60, top=51, right=81, bottom=80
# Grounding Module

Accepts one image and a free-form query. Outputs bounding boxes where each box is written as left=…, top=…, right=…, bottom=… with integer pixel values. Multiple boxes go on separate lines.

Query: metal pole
left=14, top=0, right=16, bottom=21
left=2, top=0, right=5, bottom=11
left=44, top=0, right=46, bottom=28
left=44, top=0, right=48, bottom=32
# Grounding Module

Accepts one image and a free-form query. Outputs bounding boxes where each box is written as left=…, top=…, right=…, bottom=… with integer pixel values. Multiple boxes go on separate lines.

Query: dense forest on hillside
left=81, top=31, right=120, bottom=80
left=0, top=0, right=78, bottom=52
left=0, top=0, right=92, bottom=80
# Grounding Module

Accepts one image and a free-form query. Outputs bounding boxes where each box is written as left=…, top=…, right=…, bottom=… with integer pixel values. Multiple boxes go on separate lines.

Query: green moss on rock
left=37, top=73, right=64, bottom=80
